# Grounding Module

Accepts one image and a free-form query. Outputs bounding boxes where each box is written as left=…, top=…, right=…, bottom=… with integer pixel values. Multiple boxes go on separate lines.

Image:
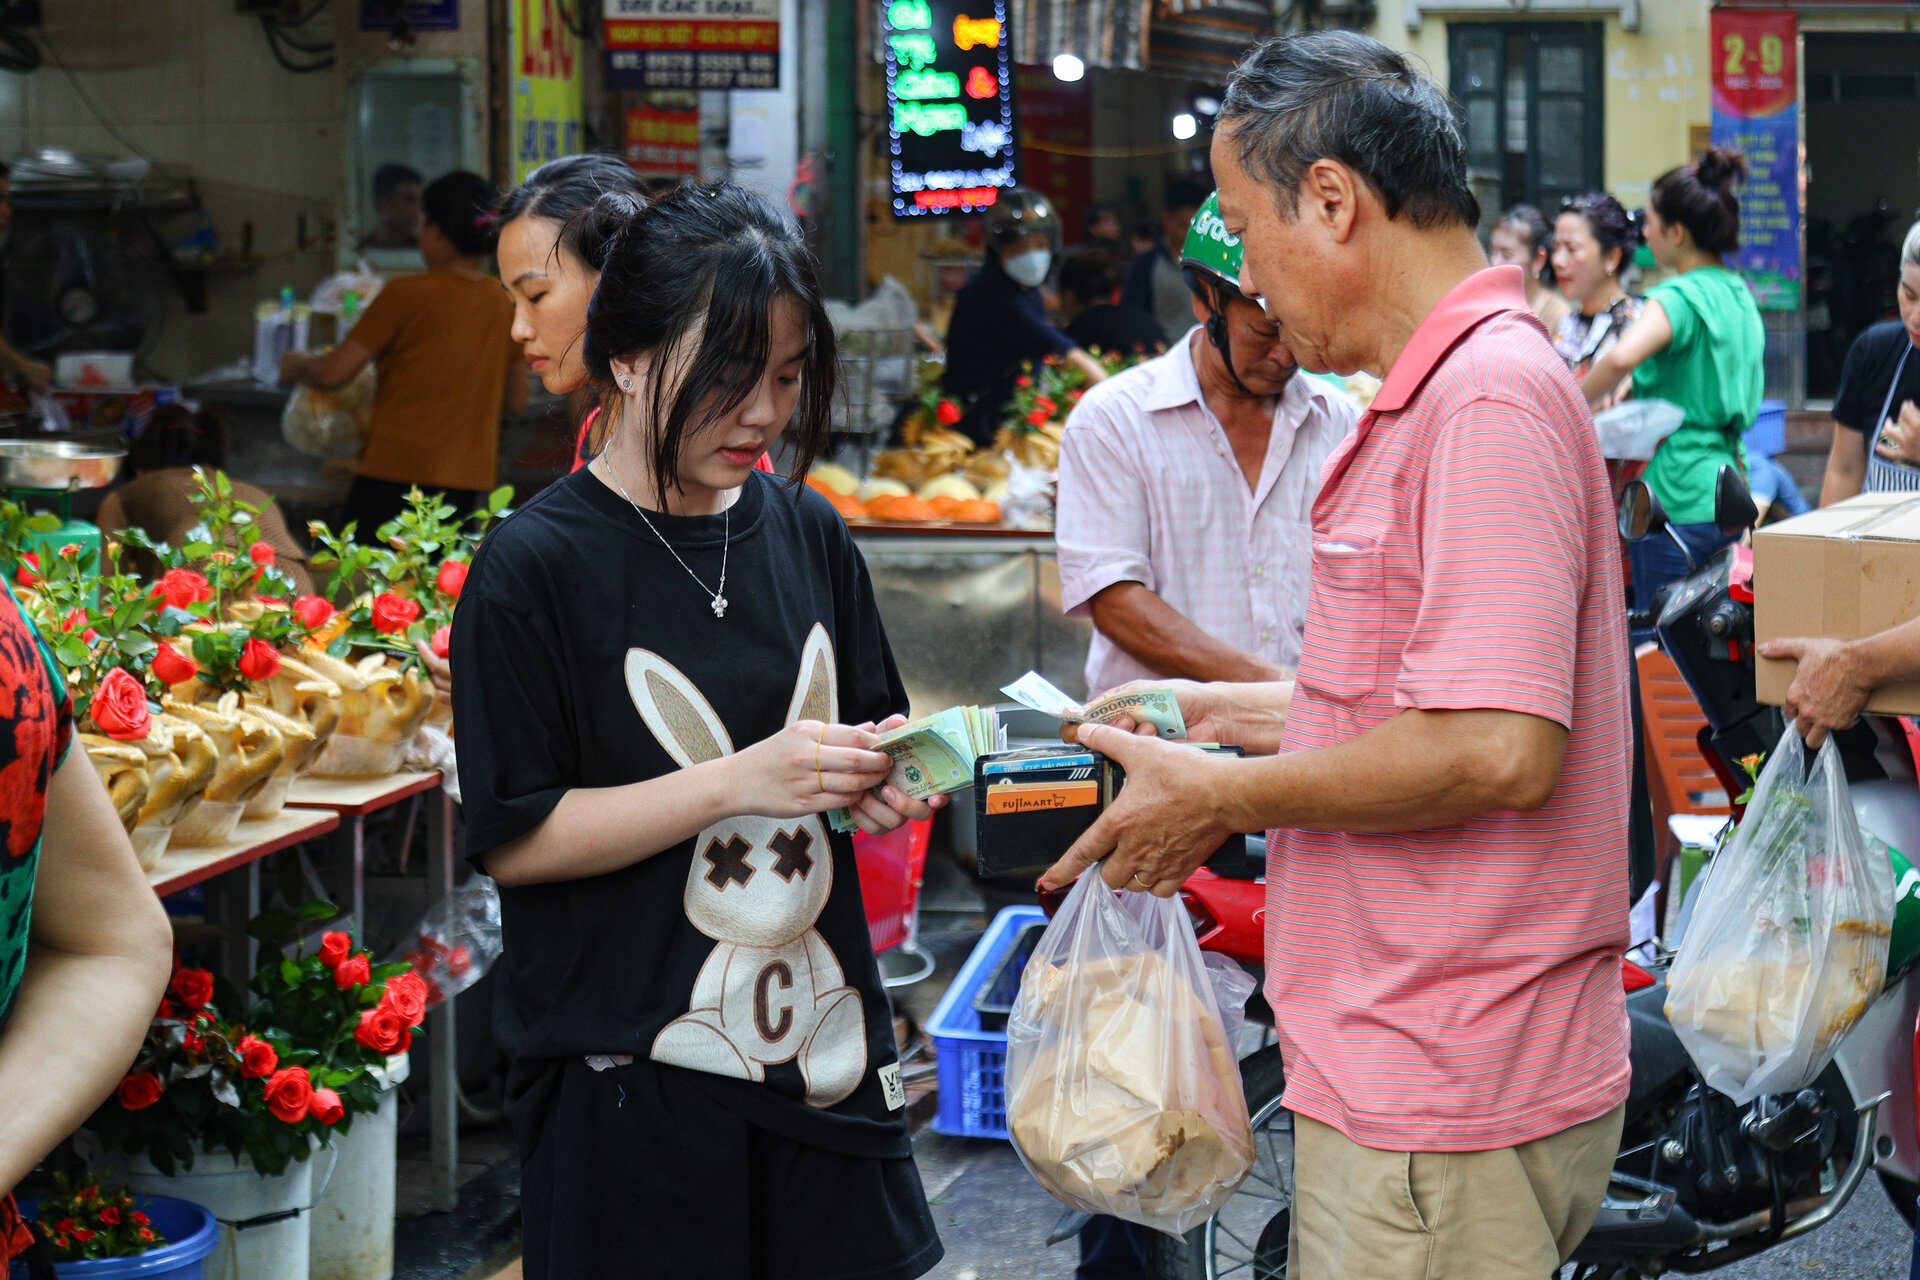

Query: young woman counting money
left=451, top=181, right=946, bottom=1280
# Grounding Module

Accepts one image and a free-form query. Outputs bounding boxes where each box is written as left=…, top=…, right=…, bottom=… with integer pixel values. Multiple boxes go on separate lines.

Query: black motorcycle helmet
left=983, top=186, right=1061, bottom=260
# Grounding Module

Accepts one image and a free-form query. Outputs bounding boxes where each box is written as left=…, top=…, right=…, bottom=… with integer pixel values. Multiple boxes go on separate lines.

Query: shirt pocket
left=1297, top=538, right=1388, bottom=704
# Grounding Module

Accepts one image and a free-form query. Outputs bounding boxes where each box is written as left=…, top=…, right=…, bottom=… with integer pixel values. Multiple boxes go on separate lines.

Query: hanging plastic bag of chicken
left=1006, top=869, right=1256, bottom=1236
left=1666, top=726, right=1894, bottom=1103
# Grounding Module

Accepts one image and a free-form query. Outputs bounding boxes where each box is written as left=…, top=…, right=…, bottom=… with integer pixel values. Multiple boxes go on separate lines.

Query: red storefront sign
left=625, top=104, right=700, bottom=175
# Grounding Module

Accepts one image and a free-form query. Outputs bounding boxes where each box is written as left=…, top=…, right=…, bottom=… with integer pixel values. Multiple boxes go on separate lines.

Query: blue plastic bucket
left=10, top=1196, right=218, bottom=1279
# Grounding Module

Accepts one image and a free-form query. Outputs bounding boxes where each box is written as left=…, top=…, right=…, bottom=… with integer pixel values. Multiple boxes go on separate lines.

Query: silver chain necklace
left=602, top=458, right=730, bottom=618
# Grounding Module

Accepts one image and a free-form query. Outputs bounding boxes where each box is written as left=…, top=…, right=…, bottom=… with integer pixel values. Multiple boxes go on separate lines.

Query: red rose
left=60, top=607, right=86, bottom=633
left=430, top=625, right=452, bottom=660
left=131, top=1212, right=150, bottom=1228
left=353, top=1006, right=411, bottom=1055
left=90, top=668, right=151, bottom=742
left=318, top=930, right=352, bottom=969
left=237, top=639, right=280, bottom=682
left=291, top=595, right=335, bottom=630
left=71, top=1227, right=95, bottom=1244
left=151, top=644, right=197, bottom=686
left=155, top=998, right=175, bottom=1020
left=116, top=1073, right=164, bottom=1111
left=370, top=592, right=421, bottom=635
left=99, top=1206, right=120, bottom=1227
left=13, top=551, right=37, bottom=586
left=1035, top=395, right=1057, bottom=417
left=170, top=967, right=215, bottom=1011
left=1026, top=407, right=1050, bottom=427
left=263, top=1065, right=313, bottom=1124
left=54, top=1219, right=76, bottom=1236
left=435, top=559, right=468, bottom=600
left=333, top=953, right=372, bottom=989
left=137, top=1228, right=155, bottom=1243
left=447, top=945, right=472, bottom=977
left=235, top=1033, right=278, bottom=1079
left=151, top=568, right=212, bottom=610
left=935, top=399, right=963, bottom=427
left=255, top=595, right=285, bottom=607
left=248, top=541, right=276, bottom=567
left=1015, top=375, right=1032, bottom=387
left=182, top=1029, right=204, bottom=1054
left=310, top=1086, right=344, bottom=1126
left=381, top=971, right=430, bottom=1025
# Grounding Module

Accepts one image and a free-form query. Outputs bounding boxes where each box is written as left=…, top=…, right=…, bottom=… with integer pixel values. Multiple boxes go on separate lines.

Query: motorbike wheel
left=1880, top=1172, right=1920, bottom=1227
left=1145, top=1050, right=1291, bottom=1280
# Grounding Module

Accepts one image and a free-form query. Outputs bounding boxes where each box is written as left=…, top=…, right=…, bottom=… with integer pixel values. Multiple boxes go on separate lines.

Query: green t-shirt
left=1634, top=265, right=1765, bottom=524
left=0, top=576, right=72, bottom=1031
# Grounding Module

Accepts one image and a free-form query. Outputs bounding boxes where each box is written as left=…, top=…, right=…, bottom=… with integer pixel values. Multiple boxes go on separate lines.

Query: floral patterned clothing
left=0, top=575, right=73, bottom=1033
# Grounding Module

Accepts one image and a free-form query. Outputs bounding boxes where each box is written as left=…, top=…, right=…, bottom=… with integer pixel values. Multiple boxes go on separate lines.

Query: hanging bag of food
left=1006, top=869, right=1256, bottom=1236
left=1666, top=726, right=1894, bottom=1102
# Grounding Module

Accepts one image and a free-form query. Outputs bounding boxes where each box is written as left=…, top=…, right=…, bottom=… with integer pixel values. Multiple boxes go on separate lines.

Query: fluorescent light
left=1172, top=112, right=1198, bottom=141
left=1195, top=95, right=1221, bottom=116
left=1053, top=53, right=1085, bottom=82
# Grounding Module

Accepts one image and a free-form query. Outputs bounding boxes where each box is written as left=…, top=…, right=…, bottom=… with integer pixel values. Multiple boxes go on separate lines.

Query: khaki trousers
left=1287, top=1104, right=1625, bottom=1280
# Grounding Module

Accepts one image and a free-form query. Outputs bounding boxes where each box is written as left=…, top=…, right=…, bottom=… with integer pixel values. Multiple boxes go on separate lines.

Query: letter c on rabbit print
left=624, top=624, right=868, bottom=1107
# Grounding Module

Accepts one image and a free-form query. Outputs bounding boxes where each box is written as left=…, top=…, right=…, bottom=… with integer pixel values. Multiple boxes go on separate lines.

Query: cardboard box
left=1754, top=492, right=1920, bottom=714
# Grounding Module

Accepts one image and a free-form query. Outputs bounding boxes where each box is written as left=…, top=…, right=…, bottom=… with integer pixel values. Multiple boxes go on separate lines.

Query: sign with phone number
left=603, top=0, right=780, bottom=90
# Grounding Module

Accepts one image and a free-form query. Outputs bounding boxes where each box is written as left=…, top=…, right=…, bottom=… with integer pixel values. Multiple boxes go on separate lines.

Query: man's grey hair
left=1218, top=30, right=1480, bottom=231
left=1904, top=218, right=1920, bottom=273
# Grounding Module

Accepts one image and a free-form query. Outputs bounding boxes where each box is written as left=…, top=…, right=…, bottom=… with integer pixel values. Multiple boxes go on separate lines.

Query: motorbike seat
left=1204, top=833, right=1267, bottom=880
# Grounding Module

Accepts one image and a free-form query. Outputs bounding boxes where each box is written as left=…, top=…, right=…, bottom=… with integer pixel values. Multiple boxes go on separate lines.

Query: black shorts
left=518, top=1057, right=944, bottom=1280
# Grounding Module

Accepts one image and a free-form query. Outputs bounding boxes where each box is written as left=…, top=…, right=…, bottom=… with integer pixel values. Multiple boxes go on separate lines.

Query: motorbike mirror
left=1618, top=480, right=1668, bottom=543
left=1715, top=465, right=1760, bottom=537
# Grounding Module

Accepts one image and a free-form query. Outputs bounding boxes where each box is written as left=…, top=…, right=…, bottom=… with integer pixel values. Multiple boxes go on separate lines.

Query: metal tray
left=0, top=438, right=127, bottom=491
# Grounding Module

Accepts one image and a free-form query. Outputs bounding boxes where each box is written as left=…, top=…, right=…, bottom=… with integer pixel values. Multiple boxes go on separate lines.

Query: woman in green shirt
left=1585, top=147, right=1765, bottom=611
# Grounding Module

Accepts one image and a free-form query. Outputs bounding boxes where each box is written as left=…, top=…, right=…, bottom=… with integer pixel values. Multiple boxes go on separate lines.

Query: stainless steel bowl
left=0, top=438, right=127, bottom=491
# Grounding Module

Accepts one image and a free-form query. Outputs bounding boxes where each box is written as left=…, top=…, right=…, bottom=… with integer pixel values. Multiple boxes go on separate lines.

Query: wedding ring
left=1129, top=871, right=1151, bottom=889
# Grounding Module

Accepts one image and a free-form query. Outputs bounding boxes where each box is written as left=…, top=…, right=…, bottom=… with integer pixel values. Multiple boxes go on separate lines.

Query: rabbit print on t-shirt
left=624, top=623, right=868, bottom=1108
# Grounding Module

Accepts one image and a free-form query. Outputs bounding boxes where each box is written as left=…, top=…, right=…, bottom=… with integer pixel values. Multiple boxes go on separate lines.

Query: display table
left=147, top=808, right=342, bottom=898
left=286, top=769, right=462, bottom=1213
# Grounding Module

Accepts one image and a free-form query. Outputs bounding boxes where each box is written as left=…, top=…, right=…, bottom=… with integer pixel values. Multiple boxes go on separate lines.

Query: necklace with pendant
left=603, top=458, right=731, bottom=618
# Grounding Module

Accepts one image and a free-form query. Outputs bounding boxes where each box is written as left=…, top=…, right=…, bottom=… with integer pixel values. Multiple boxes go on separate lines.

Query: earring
left=620, top=377, right=632, bottom=391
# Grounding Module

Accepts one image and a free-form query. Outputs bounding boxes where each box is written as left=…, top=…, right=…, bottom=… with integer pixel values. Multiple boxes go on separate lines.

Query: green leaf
left=297, top=898, right=341, bottom=923
left=247, top=910, right=301, bottom=945
left=488, top=486, right=514, bottom=513
left=53, top=636, right=90, bottom=667
left=280, top=957, right=303, bottom=987
left=25, top=512, right=62, bottom=532
left=119, top=633, right=157, bottom=659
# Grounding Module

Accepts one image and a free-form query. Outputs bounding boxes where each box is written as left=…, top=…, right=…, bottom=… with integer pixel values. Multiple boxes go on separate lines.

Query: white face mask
left=1003, top=249, right=1051, bottom=288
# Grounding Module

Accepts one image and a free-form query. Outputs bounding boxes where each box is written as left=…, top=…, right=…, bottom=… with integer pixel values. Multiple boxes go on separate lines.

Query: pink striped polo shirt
left=1266, top=265, right=1632, bottom=1152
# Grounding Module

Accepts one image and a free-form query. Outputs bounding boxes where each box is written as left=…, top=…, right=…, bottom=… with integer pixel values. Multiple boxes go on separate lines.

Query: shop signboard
left=626, top=102, right=702, bottom=175
left=884, top=0, right=1018, bottom=217
left=1710, top=6, right=1800, bottom=311
left=359, top=0, right=459, bottom=31
left=602, top=0, right=780, bottom=90
left=510, top=0, right=586, bottom=184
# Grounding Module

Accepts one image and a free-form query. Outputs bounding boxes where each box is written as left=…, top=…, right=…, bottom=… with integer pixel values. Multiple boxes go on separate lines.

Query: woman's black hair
left=1650, top=147, right=1747, bottom=257
left=1559, top=190, right=1641, bottom=274
left=1059, top=251, right=1120, bottom=305
left=580, top=180, right=838, bottom=503
left=1494, top=204, right=1550, bottom=255
left=128, top=404, right=229, bottom=474
left=496, top=152, right=648, bottom=270
left=421, top=170, right=500, bottom=258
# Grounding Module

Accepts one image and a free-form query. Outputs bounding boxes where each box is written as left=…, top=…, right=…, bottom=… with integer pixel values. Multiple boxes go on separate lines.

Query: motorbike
left=1039, top=466, right=1920, bottom=1279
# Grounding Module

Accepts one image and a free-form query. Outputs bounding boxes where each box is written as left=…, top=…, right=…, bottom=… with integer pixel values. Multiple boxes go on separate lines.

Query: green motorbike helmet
left=1179, top=191, right=1261, bottom=393
left=1179, top=191, right=1246, bottom=298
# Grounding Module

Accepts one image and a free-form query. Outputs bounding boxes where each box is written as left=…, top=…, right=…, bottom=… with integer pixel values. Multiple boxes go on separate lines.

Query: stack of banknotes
left=829, top=705, right=1004, bottom=832
left=999, top=671, right=1188, bottom=740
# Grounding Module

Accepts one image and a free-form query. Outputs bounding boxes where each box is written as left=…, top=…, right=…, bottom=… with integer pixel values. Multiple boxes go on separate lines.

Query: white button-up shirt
left=1055, top=330, right=1356, bottom=697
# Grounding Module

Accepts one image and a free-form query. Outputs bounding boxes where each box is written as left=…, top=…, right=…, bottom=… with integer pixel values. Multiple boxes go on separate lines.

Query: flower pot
left=132, top=716, right=218, bottom=854
left=307, top=1054, right=408, bottom=1280
left=307, top=734, right=409, bottom=779
left=110, top=1151, right=315, bottom=1280
left=9, top=1195, right=217, bottom=1280
left=130, top=825, right=172, bottom=873
left=241, top=773, right=293, bottom=822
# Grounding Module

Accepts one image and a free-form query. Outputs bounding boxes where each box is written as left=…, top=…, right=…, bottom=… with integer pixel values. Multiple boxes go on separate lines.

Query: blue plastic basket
left=10, top=1195, right=217, bottom=1279
left=1745, top=398, right=1786, bottom=459
left=926, top=905, right=1047, bottom=1139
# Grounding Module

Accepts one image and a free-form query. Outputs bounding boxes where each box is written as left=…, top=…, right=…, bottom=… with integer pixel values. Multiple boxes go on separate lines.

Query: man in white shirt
left=1057, top=190, right=1356, bottom=697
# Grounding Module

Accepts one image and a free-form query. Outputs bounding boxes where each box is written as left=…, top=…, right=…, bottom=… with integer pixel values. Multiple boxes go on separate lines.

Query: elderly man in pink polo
left=1039, top=29, right=1632, bottom=1280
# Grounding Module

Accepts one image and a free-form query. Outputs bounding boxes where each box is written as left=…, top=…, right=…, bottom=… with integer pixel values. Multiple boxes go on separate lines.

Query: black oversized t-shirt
left=452, top=466, right=914, bottom=1157
left=1833, top=320, right=1920, bottom=434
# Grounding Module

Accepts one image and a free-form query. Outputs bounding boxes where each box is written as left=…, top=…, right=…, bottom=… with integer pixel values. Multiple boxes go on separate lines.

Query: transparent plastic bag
left=1593, top=398, right=1685, bottom=461
left=385, top=877, right=502, bottom=1008
left=281, top=364, right=375, bottom=460
left=1665, top=727, right=1894, bottom=1103
left=1006, top=871, right=1255, bottom=1236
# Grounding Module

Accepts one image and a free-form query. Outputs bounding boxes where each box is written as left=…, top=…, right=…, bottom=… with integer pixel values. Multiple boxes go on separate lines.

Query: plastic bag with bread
left=1006, top=872, right=1255, bottom=1236
left=1665, top=727, right=1894, bottom=1103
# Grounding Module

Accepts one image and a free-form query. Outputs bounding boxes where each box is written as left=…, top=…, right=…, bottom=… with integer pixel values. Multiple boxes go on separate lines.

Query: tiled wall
left=0, top=0, right=341, bottom=382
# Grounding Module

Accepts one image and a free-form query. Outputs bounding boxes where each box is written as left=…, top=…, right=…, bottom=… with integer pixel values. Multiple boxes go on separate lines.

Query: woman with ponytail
left=452, top=180, right=944, bottom=1280
left=1583, top=147, right=1765, bottom=609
